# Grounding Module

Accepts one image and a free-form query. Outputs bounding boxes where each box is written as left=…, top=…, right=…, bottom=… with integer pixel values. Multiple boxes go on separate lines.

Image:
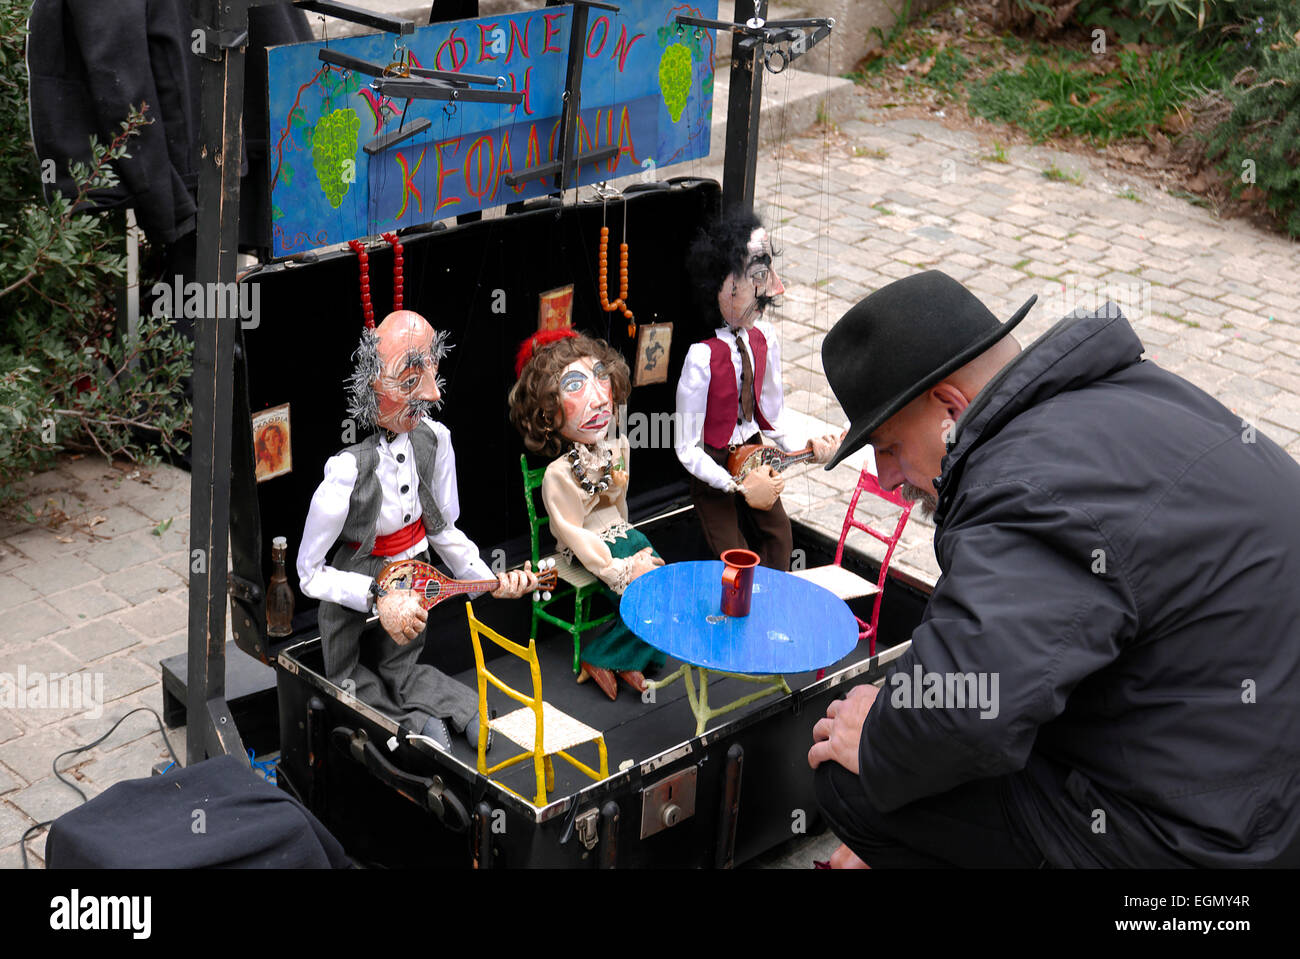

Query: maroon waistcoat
left=702, top=327, right=774, bottom=448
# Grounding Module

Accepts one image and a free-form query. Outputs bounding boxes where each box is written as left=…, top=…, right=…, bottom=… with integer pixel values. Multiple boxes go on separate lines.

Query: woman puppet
left=509, top=330, right=666, bottom=700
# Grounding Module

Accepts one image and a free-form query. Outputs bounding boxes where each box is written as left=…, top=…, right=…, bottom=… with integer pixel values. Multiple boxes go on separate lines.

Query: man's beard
left=900, top=482, right=937, bottom=519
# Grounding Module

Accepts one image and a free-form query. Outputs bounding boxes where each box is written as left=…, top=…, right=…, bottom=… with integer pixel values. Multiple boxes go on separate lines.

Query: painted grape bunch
left=312, top=107, right=360, bottom=209
left=658, top=44, right=692, bottom=123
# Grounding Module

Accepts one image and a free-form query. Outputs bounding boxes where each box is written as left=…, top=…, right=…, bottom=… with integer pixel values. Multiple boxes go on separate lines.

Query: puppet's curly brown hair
left=508, top=333, right=630, bottom=459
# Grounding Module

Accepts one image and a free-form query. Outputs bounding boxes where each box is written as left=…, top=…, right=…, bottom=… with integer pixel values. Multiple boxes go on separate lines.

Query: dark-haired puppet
left=297, top=309, right=537, bottom=749
left=676, top=212, right=842, bottom=570
left=508, top=330, right=666, bottom=701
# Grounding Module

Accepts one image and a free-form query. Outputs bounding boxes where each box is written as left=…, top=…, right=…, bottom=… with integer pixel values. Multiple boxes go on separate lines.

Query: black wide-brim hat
left=822, top=271, right=1037, bottom=470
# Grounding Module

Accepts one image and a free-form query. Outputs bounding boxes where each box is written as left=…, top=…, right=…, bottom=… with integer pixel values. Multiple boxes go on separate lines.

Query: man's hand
left=808, top=683, right=879, bottom=775
left=626, top=546, right=665, bottom=584
left=377, top=590, right=427, bottom=646
left=809, top=432, right=844, bottom=465
left=741, top=465, right=784, bottom=510
left=491, top=560, right=538, bottom=599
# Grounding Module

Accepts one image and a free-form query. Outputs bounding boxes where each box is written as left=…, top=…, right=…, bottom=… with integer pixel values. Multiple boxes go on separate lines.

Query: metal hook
left=764, top=46, right=788, bottom=74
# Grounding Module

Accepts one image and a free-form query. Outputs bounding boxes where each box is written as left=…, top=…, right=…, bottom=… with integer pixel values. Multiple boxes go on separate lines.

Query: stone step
left=706, top=64, right=857, bottom=161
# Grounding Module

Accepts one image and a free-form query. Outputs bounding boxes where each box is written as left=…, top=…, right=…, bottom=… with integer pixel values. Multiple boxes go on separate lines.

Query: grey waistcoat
left=337, top=427, right=447, bottom=559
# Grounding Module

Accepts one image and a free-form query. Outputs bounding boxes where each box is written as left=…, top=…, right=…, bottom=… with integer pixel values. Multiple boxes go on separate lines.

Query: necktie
left=736, top=333, right=755, bottom=425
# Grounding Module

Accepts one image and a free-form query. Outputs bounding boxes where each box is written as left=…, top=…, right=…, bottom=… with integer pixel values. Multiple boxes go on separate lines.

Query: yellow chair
left=465, top=601, right=609, bottom=806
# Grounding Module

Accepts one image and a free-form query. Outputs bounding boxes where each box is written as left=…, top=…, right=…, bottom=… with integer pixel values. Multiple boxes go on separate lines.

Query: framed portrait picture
left=252, top=403, right=292, bottom=482
left=634, top=323, right=673, bottom=387
left=538, top=285, right=574, bottom=331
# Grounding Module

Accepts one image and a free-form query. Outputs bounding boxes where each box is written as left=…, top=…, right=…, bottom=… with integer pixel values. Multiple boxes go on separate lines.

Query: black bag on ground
left=46, top=755, right=350, bottom=868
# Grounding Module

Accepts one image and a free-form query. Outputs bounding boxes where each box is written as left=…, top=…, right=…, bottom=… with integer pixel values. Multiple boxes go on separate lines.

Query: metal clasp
left=574, top=807, right=600, bottom=850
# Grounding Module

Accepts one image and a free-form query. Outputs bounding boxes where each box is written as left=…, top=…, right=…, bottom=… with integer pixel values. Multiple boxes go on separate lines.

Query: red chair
left=791, top=466, right=914, bottom=662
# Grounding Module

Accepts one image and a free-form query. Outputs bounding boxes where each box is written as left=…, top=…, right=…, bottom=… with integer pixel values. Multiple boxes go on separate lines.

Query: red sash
left=350, top=518, right=427, bottom=557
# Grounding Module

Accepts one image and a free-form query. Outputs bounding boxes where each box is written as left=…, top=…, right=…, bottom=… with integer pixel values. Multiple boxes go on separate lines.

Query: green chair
left=520, top=454, right=618, bottom=674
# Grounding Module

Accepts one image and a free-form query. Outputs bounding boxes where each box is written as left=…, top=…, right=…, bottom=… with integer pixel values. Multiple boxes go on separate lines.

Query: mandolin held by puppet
left=294, top=241, right=538, bottom=751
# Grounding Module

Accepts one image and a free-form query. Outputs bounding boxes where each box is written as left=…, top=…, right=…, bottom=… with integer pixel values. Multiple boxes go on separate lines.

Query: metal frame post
left=721, top=0, right=766, bottom=216
left=188, top=0, right=252, bottom=766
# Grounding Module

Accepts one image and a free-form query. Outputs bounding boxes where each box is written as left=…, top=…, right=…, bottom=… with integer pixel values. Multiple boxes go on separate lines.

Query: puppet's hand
left=626, top=547, right=665, bottom=584
left=377, top=591, right=428, bottom=645
left=741, top=465, right=784, bottom=510
left=492, top=560, right=538, bottom=599
left=810, top=433, right=843, bottom=465
left=808, top=683, right=878, bottom=775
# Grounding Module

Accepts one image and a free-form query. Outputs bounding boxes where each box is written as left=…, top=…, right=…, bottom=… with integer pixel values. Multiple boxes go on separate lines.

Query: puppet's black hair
left=684, top=210, right=765, bottom=339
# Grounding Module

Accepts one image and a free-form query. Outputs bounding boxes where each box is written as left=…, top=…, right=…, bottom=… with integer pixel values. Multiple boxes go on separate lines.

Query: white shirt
left=296, top=418, right=494, bottom=612
left=675, top=320, right=793, bottom=491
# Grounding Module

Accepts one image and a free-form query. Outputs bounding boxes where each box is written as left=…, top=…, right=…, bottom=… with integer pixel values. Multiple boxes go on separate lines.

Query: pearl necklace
left=568, top=443, right=613, bottom=496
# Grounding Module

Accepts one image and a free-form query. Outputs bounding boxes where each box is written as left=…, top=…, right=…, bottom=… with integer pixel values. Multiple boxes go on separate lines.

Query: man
left=297, top=310, right=536, bottom=750
left=676, top=212, right=840, bottom=569
left=808, top=271, right=1300, bottom=867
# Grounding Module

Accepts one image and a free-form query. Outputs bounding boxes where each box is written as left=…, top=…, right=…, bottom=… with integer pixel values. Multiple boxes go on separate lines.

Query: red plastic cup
left=720, top=549, right=760, bottom=617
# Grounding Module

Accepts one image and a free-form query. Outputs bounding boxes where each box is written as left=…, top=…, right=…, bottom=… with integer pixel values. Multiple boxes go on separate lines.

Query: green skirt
left=580, top=528, right=667, bottom=673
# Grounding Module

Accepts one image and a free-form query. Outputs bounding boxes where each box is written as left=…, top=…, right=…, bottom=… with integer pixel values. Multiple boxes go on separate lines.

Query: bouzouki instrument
left=726, top=443, right=816, bottom=483
left=376, top=558, right=558, bottom=610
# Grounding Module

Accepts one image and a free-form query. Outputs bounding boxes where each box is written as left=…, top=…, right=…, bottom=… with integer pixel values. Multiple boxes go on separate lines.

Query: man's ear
left=931, top=382, right=971, bottom=422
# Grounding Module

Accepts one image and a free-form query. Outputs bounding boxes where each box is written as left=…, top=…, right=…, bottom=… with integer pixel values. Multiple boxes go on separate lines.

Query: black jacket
left=859, top=307, right=1300, bottom=867
left=27, top=0, right=310, bottom=248
left=28, top=0, right=201, bottom=244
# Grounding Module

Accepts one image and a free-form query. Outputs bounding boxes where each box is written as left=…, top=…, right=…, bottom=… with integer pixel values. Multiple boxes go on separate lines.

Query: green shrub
left=0, top=6, right=191, bottom=510
left=1205, top=6, right=1300, bottom=235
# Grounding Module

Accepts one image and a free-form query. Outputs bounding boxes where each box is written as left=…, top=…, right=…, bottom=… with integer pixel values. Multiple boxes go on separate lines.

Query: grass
left=1118, top=187, right=1142, bottom=202
left=854, top=146, right=889, bottom=159
left=982, top=140, right=1008, bottom=163
left=1012, top=258, right=1031, bottom=271
left=815, top=99, right=837, bottom=131
left=1168, top=188, right=1212, bottom=209
left=871, top=203, right=894, bottom=215
left=967, top=46, right=1227, bottom=146
left=850, top=15, right=1230, bottom=149
left=1043, top=163, right=1085, bottom=185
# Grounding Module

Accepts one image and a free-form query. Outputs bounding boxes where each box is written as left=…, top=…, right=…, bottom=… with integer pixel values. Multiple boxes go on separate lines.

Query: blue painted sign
left=267, top=1, right=718, bottom=258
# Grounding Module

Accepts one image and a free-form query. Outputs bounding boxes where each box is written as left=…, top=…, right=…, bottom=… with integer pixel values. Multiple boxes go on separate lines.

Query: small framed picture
left=253, top=403, right=292, bottom=482
left=634, top=322, right=673, bottom=387
left=538, top=285, right=574, bottom=331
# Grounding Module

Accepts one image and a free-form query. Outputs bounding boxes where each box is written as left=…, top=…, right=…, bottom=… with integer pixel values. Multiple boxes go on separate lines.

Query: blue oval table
left=620, top=561, right=859, bottom=735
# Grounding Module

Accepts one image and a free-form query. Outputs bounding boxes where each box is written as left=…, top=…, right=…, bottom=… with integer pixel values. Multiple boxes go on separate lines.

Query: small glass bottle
left=266, top=536, right=296, bottom=637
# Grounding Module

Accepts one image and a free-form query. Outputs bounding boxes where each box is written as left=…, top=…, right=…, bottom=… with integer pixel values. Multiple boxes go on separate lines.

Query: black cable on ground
left=19, top=706, right=182, bottom=869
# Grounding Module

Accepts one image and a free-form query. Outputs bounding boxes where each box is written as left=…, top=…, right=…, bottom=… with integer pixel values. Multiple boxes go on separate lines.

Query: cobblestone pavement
left=3, top=92, right=1297, bottom=869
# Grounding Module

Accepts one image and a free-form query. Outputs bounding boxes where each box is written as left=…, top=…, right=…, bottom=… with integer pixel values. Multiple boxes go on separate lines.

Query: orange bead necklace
left=598, top=195, right=635, bottom=338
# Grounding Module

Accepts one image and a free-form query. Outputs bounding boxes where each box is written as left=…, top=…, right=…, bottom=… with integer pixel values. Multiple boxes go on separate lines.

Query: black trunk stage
left=179, top=176, right=937, bottom=867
